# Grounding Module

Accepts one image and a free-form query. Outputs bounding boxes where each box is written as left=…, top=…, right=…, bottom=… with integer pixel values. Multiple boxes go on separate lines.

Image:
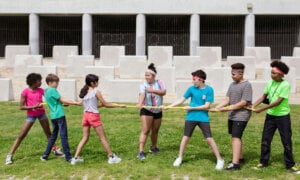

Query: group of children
left=5, top=73, right=123, bottom=166
left=4, top=61, right=300, bottom=174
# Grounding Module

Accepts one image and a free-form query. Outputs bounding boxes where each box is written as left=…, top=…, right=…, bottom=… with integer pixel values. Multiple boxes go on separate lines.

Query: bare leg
left=150, top=118, right=162, bottom=148
left=206, top=137, right=222, bottom=160
left=9, top=121, right=34, bottom=155
left=178, top=136, right=190, bottom=158
left=232, top=137, right=242, bottom=164
left=74, top=126, right=90, bottom=158
left=139, top=115, right=154, bottom=152
left=94, top=125, right=113, bottom=157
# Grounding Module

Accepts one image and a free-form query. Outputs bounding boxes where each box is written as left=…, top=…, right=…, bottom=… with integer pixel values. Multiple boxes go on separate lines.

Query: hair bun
left=148, top=63, right=155, bottom=69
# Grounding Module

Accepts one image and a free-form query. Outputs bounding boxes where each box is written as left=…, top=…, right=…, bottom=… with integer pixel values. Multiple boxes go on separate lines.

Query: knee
left=142, top=130, right=150, bottom=136
left=151, top=128, right=159, bottom=134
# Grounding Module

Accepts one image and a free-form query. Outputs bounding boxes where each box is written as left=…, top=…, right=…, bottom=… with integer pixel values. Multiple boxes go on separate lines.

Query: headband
left=146, top=69, right=156, bottom=75
left=272, top=67, right=285, bottom=76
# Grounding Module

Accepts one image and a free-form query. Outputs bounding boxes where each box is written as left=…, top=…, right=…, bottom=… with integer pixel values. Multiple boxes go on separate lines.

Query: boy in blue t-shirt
left=165, top=69, right=224, bottom=170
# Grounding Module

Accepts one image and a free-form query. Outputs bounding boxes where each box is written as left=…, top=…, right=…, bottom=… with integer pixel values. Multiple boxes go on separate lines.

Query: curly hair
left=270, top=60, right=289, bottom=75
left=26, top=73, right=42, bottom=86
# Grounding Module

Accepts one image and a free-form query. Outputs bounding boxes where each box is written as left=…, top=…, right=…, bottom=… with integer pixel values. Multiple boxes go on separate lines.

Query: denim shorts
left=26, top=113, right=48, bottom=123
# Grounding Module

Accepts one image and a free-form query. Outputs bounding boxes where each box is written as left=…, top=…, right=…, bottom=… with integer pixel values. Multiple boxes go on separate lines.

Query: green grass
left=1, top=101, right=300, bottom=179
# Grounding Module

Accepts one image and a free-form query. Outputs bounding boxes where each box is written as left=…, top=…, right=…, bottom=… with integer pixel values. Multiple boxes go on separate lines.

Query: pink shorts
left=82, top=112, right=102, bottom=127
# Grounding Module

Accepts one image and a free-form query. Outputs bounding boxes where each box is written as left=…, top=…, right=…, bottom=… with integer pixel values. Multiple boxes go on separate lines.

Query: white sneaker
left=108, top=154, right=121, bottom=164
left=71, top=157, right=84, bottom=165
left=173, top=157, right=182, bottom=167
left=5, top=154, right=12, bottom=165
left=215, top=159, right=225, bottom=170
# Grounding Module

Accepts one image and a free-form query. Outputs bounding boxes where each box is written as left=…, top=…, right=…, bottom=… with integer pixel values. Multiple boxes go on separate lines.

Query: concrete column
left=244, top=13, right=255, bottom=47
left=136, top=14, right=146, bottom=55
left=82, top=13, right=92, bottom=55
left=190, top=14, right=200, bottom=56
left=29, top=13, right=39, bottom=55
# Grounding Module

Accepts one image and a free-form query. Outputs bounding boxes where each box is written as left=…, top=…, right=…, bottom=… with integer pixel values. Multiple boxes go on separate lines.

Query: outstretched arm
left=59, top=97, right=81, bottom=106
left=95, top=91, right=123, bottom=108
left=185, top=102, right=211, bottom=111
left=167, top=97, right=186, bottom=108
left=253, top=97, right=283, bottom=113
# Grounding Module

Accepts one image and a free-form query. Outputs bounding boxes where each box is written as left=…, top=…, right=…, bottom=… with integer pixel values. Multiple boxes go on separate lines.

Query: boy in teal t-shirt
left=41, top=74, right=81, bottom=162
left=251, top=61, right=300, bottom=174
left=166, top=69, right=224, bottom=170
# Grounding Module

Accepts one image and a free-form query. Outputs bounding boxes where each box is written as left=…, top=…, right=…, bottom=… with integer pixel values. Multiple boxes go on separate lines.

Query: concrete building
left=1, top=0, right=300, bottom=103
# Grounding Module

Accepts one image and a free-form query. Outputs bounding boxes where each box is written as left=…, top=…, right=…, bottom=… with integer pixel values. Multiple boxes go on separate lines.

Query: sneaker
left=149, top=147, right=160, bottom=153
left=40, top=155, right=47, bottom=161
left=225, top=163, right=240, bottom=171
left=52, top=146, right=64, bottom=157
left=173, top=157, right=182, bottom=167
left=215, top=159, right=225, bottom=170
left=108, top=154, right=121, bottom=164
left=5, top=154, right=13, bottom=165
left=289, top=166, right=300, bottom=174
left=137, top=152, right=146, bottom=160
left=71, top=157, right=84, bottom=165
left=253, top=163, right=267, bottom=170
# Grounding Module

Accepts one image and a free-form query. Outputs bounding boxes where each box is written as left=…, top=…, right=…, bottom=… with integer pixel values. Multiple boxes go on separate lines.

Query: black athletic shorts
left=184, top=121, right=212, bottom=138
left=140, top=108, right=162, bottom=119
left=228, top=120, right=248, bottom=138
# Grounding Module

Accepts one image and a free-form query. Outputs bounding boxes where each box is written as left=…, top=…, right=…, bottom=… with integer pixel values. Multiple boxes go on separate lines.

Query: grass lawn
left=1, top=101, right=300, bottom=179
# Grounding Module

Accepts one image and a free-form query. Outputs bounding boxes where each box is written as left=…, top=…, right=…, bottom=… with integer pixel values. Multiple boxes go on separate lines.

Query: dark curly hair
left=271, top=60, right=289, bottom=75
left=26, top=73, right=42, bottom=86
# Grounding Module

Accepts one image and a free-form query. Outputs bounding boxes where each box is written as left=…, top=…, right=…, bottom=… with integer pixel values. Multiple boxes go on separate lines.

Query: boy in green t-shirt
left=251, top=61, right=300, bottom=174
left=40, top=74, right=81, bottom=162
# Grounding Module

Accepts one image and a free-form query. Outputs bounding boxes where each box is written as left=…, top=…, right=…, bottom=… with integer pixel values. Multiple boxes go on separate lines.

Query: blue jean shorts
left=26, top=113, right=48, bottom=123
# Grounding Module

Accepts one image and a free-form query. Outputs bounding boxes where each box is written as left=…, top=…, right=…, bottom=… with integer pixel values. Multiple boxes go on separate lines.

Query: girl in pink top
left=5, top=73, right=63, bottom=165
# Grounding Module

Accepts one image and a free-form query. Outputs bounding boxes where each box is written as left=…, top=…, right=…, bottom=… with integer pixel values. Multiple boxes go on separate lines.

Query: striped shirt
left=139, top=80, right=165, bottom=113
left=226, top=80, right=252, bottom=121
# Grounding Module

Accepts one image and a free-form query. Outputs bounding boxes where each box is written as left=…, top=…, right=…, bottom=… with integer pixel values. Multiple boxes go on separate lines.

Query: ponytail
left=79, top=74, right=99, bottom=98
left=79, top=84, right=89, bottom=98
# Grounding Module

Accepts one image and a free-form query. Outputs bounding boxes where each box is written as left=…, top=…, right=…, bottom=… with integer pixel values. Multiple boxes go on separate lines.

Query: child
left=251, top=61, right=300, bottom=174
left=166, top=69, right=224, bottom=170
left=5, top=73, right=63, bottom=165
left=137, top=63, right=166, bottom=160
left=40, top=74, right=81, bottom=162
left=71, top=74, right=124, bottom=165
left=210, top=63, right=252, bottom=170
